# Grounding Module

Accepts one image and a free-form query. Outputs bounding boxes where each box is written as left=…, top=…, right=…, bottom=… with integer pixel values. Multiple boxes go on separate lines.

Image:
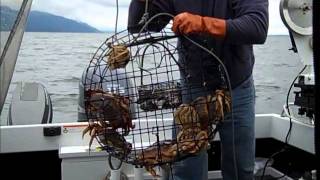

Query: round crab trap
left=83, top=17, right=231, bottom=176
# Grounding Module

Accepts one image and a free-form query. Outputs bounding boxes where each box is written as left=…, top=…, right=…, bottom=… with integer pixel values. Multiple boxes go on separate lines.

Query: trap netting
left=83, top=23, right=231, bottom=175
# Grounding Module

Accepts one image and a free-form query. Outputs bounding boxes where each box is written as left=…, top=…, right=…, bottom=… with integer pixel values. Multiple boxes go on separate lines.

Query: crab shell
left=191, top=89, right=232, bottom=127
left=82, top=122, right=132, bottom=157
left=136, top=140, right=178, bottom=177
left=107, top=45, right=130, bottom=70
left=135, top=127, right=209, bottom=176
left=214, top=89, right=232, bottom=122
left=192, top=95, right=216, bottom=129
left=85, top=89, right=133, bottom=135
left=174, top=104, right=199, bottom=128
left=98, top=130, right=132, bottom=157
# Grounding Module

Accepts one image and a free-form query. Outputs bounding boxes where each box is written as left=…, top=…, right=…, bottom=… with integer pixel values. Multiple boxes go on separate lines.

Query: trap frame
left=83, top=17, right=231, bottom=175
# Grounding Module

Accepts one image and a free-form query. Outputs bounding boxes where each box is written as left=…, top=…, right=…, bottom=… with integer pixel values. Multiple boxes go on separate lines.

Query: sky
left=31, top=0, right=288, bottom=35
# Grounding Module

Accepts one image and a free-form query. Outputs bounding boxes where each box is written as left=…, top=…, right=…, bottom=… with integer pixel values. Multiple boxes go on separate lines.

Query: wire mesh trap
left=83, top=21, right=232, bottom=176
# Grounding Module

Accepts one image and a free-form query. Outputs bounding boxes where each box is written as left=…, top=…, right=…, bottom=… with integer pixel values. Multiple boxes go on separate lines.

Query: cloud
left=31, top=0, right=289, bottom=34
left=90, top=0, right=131, bottom=8
left=31, top=0, right=129, bottom=31
left=269, top=0, right=288, bottom=35
left=2, top=0, right=26, bottom=10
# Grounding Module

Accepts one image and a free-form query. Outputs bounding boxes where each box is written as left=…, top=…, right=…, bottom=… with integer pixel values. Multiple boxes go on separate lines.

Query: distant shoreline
left=23, top=31, right=108, bottom=34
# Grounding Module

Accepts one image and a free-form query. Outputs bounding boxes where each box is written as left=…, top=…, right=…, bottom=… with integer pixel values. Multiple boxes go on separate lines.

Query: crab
left=106, top=44, right=130, bottom=70
left=176, top=126, right=208, bottom=154
left=180, top=90, right=231, bottom=130
left=192, top=95, right=215, bottom=130
left=85, top=89, right=134, bottom=135
left=214, top=89, right=231, bottom=121
left=173, top=104, right=200, bottom=128
left=136, top=140, right=177, bottom=177
left=82, top=120, right=132, bottom=157
left=173, top=103, right=209, bottom=154
left=135, top=127, right=208, bottom=177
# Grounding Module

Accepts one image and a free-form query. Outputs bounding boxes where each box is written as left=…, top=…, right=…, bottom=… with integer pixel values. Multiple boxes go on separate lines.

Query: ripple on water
left=0, top=34, right=303, bottom=124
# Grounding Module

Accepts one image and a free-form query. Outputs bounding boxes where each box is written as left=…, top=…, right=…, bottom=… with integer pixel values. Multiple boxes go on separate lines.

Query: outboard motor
left=8, top=82, right=53, bottom=125
left=78, top=68, right=136, bottom=122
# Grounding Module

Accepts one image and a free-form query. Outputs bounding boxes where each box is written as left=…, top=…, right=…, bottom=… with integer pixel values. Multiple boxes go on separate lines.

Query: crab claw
left=146, top=166, right=160, bottom=177
left=82, top=126, right=91, bottom=139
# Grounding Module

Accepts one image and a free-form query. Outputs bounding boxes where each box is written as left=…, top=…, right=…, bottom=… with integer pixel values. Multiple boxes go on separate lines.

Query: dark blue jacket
left=128, top=0, right=269, bottom=89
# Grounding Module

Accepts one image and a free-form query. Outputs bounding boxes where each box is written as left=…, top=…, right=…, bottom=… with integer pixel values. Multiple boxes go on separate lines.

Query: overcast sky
left=31, top=0, right=288, bottom=35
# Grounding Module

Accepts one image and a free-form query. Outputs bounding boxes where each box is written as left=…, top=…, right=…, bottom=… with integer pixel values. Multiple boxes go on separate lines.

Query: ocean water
left=0, top=32, right=302, bottom=125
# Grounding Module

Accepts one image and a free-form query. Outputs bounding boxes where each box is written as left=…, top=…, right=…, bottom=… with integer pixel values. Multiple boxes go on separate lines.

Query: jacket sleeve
left=225, top=0, right=269, bottom=44
left=127, top=0, right=174, bottom=33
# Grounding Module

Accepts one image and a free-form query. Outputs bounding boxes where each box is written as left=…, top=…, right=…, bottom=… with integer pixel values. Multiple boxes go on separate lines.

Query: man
left=127, top=0, right=269, bottom=179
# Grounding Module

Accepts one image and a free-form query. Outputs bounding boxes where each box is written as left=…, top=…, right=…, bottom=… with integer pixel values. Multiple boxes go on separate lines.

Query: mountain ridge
left=0, top=6, right=100, bottom=33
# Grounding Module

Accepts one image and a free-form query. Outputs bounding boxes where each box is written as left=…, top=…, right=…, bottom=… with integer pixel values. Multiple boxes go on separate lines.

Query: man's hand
left=172, top=12, right=203, bottom=35
left=172, top=12, right=226, bottom=38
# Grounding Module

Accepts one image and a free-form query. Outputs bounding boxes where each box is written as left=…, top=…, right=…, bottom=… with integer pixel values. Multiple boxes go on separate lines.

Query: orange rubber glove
left=172, top=12, right=226, bottom=39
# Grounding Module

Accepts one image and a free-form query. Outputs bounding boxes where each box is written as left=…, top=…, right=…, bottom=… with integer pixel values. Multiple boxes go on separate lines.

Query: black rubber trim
left=0, top=150, right=61, bottom=179
left=313, top=0, right=320, bottom=179
left=8, top=104, right=12, bottom=125
left=108, top=155, right=123, bottom=170
left=41, top=84, right=53, bottom=124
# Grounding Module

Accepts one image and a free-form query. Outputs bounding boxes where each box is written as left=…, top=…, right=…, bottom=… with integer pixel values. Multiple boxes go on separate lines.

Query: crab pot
left=83, top=26, right=231, bottom=170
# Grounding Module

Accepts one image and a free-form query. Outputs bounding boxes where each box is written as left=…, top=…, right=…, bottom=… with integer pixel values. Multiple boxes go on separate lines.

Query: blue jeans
left=169, top=76, right=255, bottom=180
